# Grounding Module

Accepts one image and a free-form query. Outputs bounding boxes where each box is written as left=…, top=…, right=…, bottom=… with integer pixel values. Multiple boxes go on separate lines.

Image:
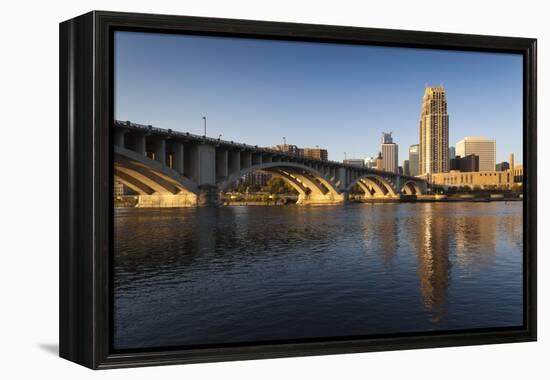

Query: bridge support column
left=297, top=191, right=348, bottom=206
left=216, top=149, right=228, bottom=179
left=336, top=167, right=347, bottom=190
left=197, top=185, right=220, bottom=207
left=240, top=151, right=252, bottom=169
left=172, top=142, right=184, bottom=175
left=114, top=129, right=126, bottom=147
left=228, top=150, right=240, bottom=176
left=135, top=134, right=146, bottom=155
left=154, top=138, right=166, bottom=165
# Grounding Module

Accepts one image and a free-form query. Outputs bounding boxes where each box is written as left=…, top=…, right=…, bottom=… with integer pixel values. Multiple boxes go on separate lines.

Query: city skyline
left=114, top=31, right=523, bottom=164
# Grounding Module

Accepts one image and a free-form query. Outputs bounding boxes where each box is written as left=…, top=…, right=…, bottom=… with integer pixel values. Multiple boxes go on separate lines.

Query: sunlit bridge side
left=113, top=120, right=427, bottom=207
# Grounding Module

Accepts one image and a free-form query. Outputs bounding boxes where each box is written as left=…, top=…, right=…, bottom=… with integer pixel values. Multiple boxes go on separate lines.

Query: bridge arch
left=218, top=162, right=345, bottom=205
left=401, top=180, right=423, bottom=195
left=346, top=174, right=399, bottom=198
left=114, top=146, right=199, bottom=207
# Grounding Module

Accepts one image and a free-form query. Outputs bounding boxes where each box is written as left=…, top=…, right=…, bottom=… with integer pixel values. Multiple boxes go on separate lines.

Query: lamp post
left=202, top=116, right=206, bottom=137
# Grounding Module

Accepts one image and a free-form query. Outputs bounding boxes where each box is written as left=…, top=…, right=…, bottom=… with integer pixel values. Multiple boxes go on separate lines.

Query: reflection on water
left=113, top=202, right=523, bottom=350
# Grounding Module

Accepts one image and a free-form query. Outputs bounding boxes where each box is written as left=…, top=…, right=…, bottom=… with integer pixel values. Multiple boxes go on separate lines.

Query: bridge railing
left=114, top=120, right=346, bottom=165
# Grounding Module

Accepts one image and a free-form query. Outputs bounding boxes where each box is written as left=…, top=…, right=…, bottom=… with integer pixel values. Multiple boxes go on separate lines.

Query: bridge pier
left=197, top=185, right=220, bottom=207
left=296, top=191, right=348, bottom=206
left=135, top=192, right=198, bottom=208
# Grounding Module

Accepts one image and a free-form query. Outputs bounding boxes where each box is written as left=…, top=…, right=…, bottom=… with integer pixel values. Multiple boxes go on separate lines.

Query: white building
left=456, top=136, right=496, bottom=172
left=343, top=159, right=365, bottom=167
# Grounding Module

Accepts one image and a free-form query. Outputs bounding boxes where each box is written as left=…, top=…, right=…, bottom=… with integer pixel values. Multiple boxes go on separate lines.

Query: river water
left=113, top=202, right=523, bottom=350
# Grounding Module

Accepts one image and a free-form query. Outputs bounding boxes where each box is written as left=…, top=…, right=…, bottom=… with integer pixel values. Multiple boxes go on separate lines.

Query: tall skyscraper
left=456, top=136, right=496, bottom=172
left=381, top=132, right=393, bottom=144
left=380, top=132, right=398, bottom=173
left=409, top=144, right=420, bottom=177
left=419, top=86, right=449, bottom=175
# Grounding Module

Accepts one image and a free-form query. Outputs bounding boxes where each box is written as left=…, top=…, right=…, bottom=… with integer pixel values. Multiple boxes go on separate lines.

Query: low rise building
left=343, top=159, right=365, bottom=167
left=114, top=181, right=125, bottom=197
left=365, top=156, right=377, bottom=168
left=513, top=164, right=523, bottom=184
left=243, top=170, right=272, bottom=187
left=450, top=153, right=479, bottom=172
left=496, top=161, right=510, bottom=171
left=273, top=143, right=301, bottom=156
left=303, top=147, right=328, bottom=161
left=431, top=170, right=515, bottom=189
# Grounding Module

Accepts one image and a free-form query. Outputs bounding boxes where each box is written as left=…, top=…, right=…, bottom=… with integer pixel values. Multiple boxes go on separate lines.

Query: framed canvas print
left=59, top=11, right=537, bottom=369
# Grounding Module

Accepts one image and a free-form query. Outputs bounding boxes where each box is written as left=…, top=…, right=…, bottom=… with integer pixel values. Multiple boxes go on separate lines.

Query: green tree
left=264, top=177, right=297, bottom=194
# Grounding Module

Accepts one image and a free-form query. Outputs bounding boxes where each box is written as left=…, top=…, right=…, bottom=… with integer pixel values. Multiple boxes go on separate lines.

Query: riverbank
left=115, top=193, right=523, bottom=208
left=354, top=194, right=522, bottom=203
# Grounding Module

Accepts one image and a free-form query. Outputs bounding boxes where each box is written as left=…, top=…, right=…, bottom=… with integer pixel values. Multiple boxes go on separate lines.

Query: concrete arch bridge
left=113, top=121, right=427, bottom=207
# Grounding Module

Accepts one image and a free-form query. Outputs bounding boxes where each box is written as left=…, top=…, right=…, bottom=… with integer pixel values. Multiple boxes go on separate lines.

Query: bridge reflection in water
left=113, top=202, right=523, bottom=349
left=113, top=121, right=427, bottom=207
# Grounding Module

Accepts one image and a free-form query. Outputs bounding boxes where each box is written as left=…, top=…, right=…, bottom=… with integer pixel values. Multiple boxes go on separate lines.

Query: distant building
left=381, top=132, right=398, bottom=173
left=496, top=162, right=510, bottom=171
left=272, top=143, right=328, bottom=161
left=449, top=146, right=456, bottom=160
left=456, top=136, right=496, bottom=172
left=431, top=170, right=515, bottom=189
left=409, top=144, right=420, bottom=177
left=114, top=181, right=124, bottom=197
left=513, top=164, right=523, bottom=184
left=403, top=160, right=410, bottom=176
left=376, top=152, right=384, bottom=171
left=243, top=171, right=272, bottom=187
left=273, top=143, right=301, bottom=155
left=450, top=154, right=479, bottom=172
left=398, top=166, right=403, bottom=175
left=381, top=132, right=394, bottom=144
left=343, top=159, right=365, bottom=167
left=302, top=147, right=328, bottom=161
left=419, top=86, right=449, bottom=174
left=365, top=156, right=377, bottom=168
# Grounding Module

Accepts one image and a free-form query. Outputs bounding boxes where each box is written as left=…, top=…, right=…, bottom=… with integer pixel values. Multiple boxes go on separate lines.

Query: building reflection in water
left=414, top=203, right=451, bottom=322
left=406, top=203, right=510, bottom=323
left=358, top=204, right=398, bottom=266
left=454, top=204, right=497, bottom=272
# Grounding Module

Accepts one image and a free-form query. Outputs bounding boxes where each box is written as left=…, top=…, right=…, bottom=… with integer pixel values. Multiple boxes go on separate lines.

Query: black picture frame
left=59, top=10, right=537, bottom=369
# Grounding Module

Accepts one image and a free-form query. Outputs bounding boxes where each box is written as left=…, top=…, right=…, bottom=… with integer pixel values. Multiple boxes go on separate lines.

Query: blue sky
left=114, top=31, right=523, bottom=164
